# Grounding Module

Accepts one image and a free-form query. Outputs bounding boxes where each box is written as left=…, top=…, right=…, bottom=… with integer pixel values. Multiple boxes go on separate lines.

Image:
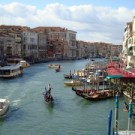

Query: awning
left=106, top=75, right=123, bottom=79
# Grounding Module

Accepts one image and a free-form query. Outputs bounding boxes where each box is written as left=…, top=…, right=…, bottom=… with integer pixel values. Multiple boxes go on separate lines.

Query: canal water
left=0, top=59, right=135, bottom=135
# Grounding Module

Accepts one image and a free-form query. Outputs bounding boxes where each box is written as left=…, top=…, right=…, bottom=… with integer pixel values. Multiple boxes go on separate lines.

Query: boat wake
left=12, top=99, right=21, bottom=106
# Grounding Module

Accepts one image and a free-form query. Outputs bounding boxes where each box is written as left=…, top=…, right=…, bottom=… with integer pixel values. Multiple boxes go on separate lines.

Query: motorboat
left=0, top=99, right=9, bottom=116
left=18, top=60, right=30, bottom=68
left=64, top=80, right=84, bottom=86
left=48, top=64, right=60, bottom=69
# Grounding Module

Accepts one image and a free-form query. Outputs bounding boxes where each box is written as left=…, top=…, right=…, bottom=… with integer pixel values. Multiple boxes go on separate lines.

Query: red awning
left=106, top=62, right=135, bottom=78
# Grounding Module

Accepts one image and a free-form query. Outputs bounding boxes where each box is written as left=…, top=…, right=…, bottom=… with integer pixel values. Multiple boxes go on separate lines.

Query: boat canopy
left=0, top=65, right=20, bottom=70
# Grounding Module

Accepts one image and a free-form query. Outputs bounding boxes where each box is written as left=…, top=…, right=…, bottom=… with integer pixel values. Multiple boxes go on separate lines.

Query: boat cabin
left=0, top=65, right=23, bottom=78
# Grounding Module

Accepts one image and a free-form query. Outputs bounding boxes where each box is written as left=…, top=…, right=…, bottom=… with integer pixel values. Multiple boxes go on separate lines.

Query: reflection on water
left=45, top=103, right=54, bottom=114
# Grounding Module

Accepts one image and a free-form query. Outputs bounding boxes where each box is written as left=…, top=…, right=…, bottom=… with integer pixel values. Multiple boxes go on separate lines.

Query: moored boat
left=72, top=87, right=94, bottom=98
left=0, top=99, right=9, bottom=116
left=63, top=70, right=73, bottom=79
left=63, top=74, right=73, bottom=79
left=64, top=80, right=84, bottom=86
left=82, top=89, right=114, bottom=101
left=72, top=87, right=114, bottom=100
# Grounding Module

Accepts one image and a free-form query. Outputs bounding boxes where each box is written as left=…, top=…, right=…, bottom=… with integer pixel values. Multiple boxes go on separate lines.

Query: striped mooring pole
left=107, top=110, right=112, bottom=135
left=113, top=94, right=119, bottom=135
left=128, top=101, right=132, bottom=131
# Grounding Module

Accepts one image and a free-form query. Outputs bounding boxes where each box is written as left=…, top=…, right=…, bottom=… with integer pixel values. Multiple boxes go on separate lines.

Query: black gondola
left=43, top=84, right=54, bottom=105
left=55, top=65, right=61, bottom=72
left=72, top=87, right=114, bottom=101
left=63, top=70, right=73, bottom=79
left=63, top=74, right=73, bottom=79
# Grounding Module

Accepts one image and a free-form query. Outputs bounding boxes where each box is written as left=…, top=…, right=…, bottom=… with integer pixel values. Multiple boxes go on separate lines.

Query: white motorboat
left=64, top=80, right=84, bottom=86
left=0, top=99, right=9, bottom=116
left=18, top=60, right=30, bottom=68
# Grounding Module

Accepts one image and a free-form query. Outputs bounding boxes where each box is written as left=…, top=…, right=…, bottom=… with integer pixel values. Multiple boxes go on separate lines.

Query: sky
left=0, top=0, right=135, bottom=44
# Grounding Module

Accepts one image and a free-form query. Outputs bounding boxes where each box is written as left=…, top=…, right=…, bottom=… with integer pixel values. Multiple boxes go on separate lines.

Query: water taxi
left=0, top=65, right=23, bottom=78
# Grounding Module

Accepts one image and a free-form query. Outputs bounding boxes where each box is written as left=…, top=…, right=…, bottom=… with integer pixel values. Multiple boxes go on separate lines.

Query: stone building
left=22, top=28, right=38, bottom=62
left=38, top=33, right=48, bottom=61
left=0, top=25, right=22, bottom=57
left=121, top=16, right=135, bottom=67
left=33, top=27, right=77, bottom=60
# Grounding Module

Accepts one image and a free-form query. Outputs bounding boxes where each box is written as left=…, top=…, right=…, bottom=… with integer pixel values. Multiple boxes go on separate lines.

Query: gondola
left=55, top=65, right=61, bottom=72
left=63, top=74, right=73, bottom=79
left=43, top=84, right=54, bottom=105
left=55, top=67, right=60, bottom=72
left=72, top=87, right=96, bottom=98
left=44, top=93, right=54, bottom=105
left=63, top=70, right=73, bottom=79
left=82, top=90, right=114, bottom=101
left=72, top=87, right=114, bottom=101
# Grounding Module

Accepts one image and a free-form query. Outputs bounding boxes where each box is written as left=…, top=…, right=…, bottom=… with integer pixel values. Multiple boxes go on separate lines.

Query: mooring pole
left=114, top=93, right=119, bottom=135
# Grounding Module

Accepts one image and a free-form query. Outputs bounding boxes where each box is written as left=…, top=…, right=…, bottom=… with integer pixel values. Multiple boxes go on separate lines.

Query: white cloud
left=0, top=2, right=135, bottom=44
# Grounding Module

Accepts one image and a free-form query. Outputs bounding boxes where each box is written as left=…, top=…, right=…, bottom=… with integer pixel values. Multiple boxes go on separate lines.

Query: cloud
left=0, top=2, right=135, bottom=44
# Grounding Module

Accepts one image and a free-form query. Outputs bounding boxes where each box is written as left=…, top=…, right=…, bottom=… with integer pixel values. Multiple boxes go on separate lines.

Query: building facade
left=121, top=16, right=135, bottom=67
left=22, top=28, right=38, bottom=62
